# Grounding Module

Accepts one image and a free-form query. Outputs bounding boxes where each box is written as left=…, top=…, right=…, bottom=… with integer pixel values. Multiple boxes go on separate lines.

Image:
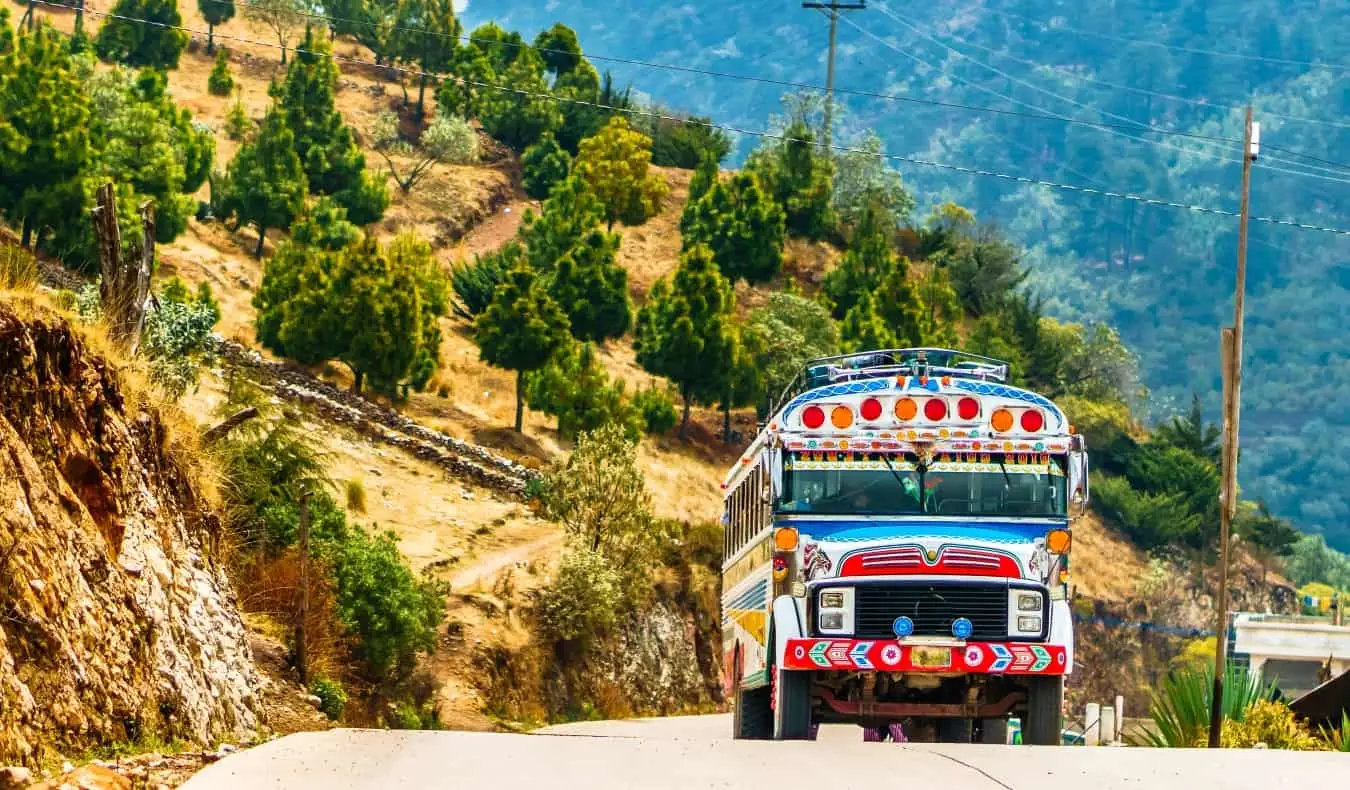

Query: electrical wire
left=21, top=1, right=1350, bottom=238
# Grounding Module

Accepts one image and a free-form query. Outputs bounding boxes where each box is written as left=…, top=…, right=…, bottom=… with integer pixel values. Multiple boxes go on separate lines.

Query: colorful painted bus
left=721, top=348, right=1089, bottom=744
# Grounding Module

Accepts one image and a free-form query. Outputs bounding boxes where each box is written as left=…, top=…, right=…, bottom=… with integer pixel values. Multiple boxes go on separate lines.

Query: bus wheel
left=1023, top=676, right=1064, bottom=745
left=775, top=668, right=814, bottom=740
left=937, top=717, right=973, bottom=743
left=733, top=685, right=772, bottom=739
left=979, top=718, right=1009, bottom=744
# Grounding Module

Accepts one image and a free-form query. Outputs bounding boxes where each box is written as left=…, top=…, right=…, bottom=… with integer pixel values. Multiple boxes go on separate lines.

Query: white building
left=1231, top=612, right=1350, bottom=697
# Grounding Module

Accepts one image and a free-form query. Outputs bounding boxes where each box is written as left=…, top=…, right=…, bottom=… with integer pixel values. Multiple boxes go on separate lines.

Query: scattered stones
left=0, top=766, right=33, bottom=789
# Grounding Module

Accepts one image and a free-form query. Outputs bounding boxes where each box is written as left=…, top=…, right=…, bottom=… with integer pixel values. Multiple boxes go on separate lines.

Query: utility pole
left=802, top=1, right=866, bottom=149
left=296, top=489, right=312, bottom=686
left=1209, top=106, right=1259, bottom=749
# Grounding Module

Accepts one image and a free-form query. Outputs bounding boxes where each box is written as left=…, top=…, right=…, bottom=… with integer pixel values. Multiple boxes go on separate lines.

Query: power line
left=183, top=0, right=1255, bottom=147
left=981, top=3, right=1350, bottom=72
left=24, top=1, right=1350, bottom=238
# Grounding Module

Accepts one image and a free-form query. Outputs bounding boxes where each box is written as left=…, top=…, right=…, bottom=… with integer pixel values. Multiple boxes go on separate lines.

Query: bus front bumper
left=781, top=638, right=1068, bottom=675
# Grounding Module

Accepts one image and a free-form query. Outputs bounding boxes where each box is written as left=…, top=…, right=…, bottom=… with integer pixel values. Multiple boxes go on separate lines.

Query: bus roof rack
left=767, top=348, right=1010, bottom=417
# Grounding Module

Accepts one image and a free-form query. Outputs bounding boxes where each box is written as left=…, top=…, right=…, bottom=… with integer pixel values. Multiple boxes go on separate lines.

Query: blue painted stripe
left=776, top=518, right=1054, bottom=544
left=726, top=580, right=769, bottom=611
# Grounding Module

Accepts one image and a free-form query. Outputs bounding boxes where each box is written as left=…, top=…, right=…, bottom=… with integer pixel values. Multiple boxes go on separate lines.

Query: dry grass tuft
left=346, top=478, right=368, bottom=513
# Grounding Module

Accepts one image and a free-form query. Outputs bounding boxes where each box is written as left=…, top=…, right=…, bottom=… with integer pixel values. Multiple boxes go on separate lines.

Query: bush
left=208, top=48, right=234, bottom=97
left=524, top=342, right=643, bottom=442
left=1219, top=700, right=1321, bottom=750
left=421, top=113, right=479, bottom=165
left=450, top=243, right=516, bottom=321
left=633, top=384, right=678, bottom=435
left=346, top=479, right=367, bottom=513
left=309, top=677, right=348, bottom=721
left=536, top=547, right=621, bottom=642
left=521, top=131, right=572, bottom=200
left=645, top=112, right=732, bottom=169
left=327, top=526, right=445, bottom=680
left=141, top=279, right=222, bottom=398
left=225, top=93, right=250, bottom=141
left=1136, top=661, right=1274, bottom=748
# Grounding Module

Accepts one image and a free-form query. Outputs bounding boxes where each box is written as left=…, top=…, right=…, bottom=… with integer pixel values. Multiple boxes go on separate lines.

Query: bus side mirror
left=1068, top=446, right=1090, bottom=515
left=764, top=447, right=783, bottom=502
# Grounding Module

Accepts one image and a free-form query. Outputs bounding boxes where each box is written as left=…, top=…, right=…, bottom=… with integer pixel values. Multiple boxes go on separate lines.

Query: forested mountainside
left=474, top=0, right=1350, bottom=552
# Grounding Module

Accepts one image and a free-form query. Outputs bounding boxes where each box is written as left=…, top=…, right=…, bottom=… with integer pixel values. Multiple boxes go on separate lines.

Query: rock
left=305, top=695, right=323, bottom=709
left=28, top=580, right=45, bottom=593
left=0, top=766, right=33, bottom=789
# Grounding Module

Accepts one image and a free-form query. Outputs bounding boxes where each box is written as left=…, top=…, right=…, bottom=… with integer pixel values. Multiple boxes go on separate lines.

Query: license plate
left=910, top=646, right=951, bottom=669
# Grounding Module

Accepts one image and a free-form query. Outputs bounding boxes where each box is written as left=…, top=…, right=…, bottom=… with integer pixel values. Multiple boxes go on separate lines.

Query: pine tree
left=550, top=229, right=631, bottom=343
left=823, top=200, right=897, bottom=319
left=633, top=245, right=736, bottom=439
left=467, top=22, right=525, bottom=72
left=0, top=21, right=92, bottom=250
left=1155, top=393, right=1222, bottom=464
left=477, top=46, right=562, bottom=151
left=840, top=291, right=897, bottom=353
left=534, top=22, right=583, bottom=78
left=575, top=115, right=668, bottom=230
left=685, top=150, right=719, bottom=207
left=220, top=106, right=308, bottom=258
left=521, top=132, right=572, bottom=200
left=717, top=329, right=761, bottom=442
left=679, top=171, right=785, bottom=285
left=390, top=0, right=460, bottom=119
left=518, top=174, right=605, bottom=274
left=199, top=0, right=234, bottom=54
left=436, top=45, right=495, bottom=121
left=524, top=341, right=642, bottom=442
left=474, top=262, right=573, bottom=432
left=254, top=230, right=447, bottom=394
left=95, top=0, right=189, bottom=70
left=917, top=265, right=962, bottom=347
left=745, top=112, right=835, bottom=241
left=270, top=27, right=387, bottom=224
left=873, top=260, right=926, bottom=349
left=208, top=48, right=235, bottom=96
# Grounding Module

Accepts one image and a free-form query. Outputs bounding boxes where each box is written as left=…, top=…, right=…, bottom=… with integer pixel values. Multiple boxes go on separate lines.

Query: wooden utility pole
left=802, top=1, right=866, bottom=149
left=295, top=490, right=312, bottom=686
left=1209, top=106, right=1259, bottom=749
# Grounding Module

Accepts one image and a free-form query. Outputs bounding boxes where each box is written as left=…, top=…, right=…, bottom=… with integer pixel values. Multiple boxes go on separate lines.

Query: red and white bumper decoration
left=782, top=638, right=1067, bottom=675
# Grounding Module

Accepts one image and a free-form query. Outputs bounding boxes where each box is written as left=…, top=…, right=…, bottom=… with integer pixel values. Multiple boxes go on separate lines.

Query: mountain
left=466, top=0, right=1350, bottom=552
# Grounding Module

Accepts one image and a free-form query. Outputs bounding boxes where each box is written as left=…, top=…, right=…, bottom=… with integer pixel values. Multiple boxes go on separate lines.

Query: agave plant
left=1135, top=661, right=1277, bottom=747
left=1318, top=711, right=1350, bottom=752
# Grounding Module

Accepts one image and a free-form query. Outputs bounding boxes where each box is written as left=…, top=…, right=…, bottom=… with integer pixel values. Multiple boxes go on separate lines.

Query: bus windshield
left=778, top=452, right=1066, bottom=518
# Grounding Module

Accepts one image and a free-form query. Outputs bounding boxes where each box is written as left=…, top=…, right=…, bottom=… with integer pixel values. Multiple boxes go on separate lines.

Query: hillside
left=474, top=0, right=1350, bottom=553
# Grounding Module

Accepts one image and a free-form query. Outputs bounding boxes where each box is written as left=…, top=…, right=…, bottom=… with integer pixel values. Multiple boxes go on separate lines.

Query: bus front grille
left=851, top=583, right=1009, bottom=641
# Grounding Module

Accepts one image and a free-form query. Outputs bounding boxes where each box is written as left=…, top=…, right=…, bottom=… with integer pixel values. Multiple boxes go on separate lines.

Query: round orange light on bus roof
left=801, top=405, right=825, bottom=429
left=860, top=397, right=883, bottom=421
left=924, top=398, right=947, bottom=421
left=831, top=405, right=854, bottom=429
left=1021, top=409, right=1045, bottom=432
left=895, top=398, right=918, bottom=421
left=991, top=408, right=1014, bottom=432
left=957, top=397, right=980, bottom=421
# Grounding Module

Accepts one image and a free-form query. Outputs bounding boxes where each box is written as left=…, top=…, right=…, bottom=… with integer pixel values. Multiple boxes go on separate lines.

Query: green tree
left=642, top=111, right=733, bottom=169
left=940, top=230, right=1028, bottom=316
left=477, top=46, right=562, bottom=151
left=208, top=48, right=235, bottom=96
left=220, top=106, right=308, bottom=257
left=524, top=341, right=642, bottom=442
left=520, top=131, right=572, bottom=200
left=1239, top=500, right=1303, bottom=597
left=716, top=329, right=761, bottom=442
left=518, top=174, right=605, bottom=274
left=917, top=265, right=962, bottom=347
left=554, top=69, right=631, bottom=154
left=840, top=290, right=897, bottom=353
left=832, top=131, right=915, bottom=231
left=450, top=241, right=518, bottom=321
left=633, top=245, right=736, bottom=438
left=745, top=291, right=839, bottom=417
left=0, top=21, right=92, bottom=250
left=1155, top=394, right=1222, bottom=464
left=822, top=201, right=897, bottom=319
left=680, top=171, right=785, bottom=285
left=199, top=0, right=234, bottom=54
left=95, top=0, right=188, bottom=70
left=473, top=261, right=572, bottom=432
left=550, top=229, right=631, bottom=343
left=873, top=262, right=927, bottom=349
left=533, top=22, right=582, bottom=77
left=390, top=0, right=460, bottom=119
left=270, top=27, right=387, bottom=224
left=574, top=115, right=669, bottom=230
left=435, top=45, right=495, bottom=121
left=685, top=150, right=719, bottom=207
left=244, top=0, right=304, bottom=64
left=745, top=95, right=836, bottom=240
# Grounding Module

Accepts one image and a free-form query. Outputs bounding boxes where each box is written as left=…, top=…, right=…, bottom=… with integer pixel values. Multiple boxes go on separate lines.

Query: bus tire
left=1023, top=676, right=1064, bottom=745
left=979, top=717, right=1009, bottom=744
left=937, top=717, right=973, bottom=743
left=733, top=685, right=772, bottom=740
left=775, top=669, right=813, bottom=740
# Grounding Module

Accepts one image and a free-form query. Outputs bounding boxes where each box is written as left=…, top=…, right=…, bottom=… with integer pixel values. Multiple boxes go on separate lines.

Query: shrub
left=1219, top=700, right=1321, bottom=750
left=208, top=48, right=235, bottom=96
left=536, top=547, right=621, bottom=642
left=309, top=677, right=348, bottom=721
left=521, top=131, right=572, bottom=200
left=1136, top=661, right=1275, bottom=748
left=141, top=280, right=222, bottom=398
left=346, top=479, right=367, bottom=513
left=633, top=384, right=678, bottom=435
left=450, top=243, right=516, bottom=321
left=225, top=93, right=250, bottom=141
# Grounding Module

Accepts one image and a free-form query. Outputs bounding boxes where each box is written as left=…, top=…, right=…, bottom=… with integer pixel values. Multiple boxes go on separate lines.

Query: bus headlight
left=1009, top=590, right=1044, bottom=635
left=816, top=587, right=854, bottom=635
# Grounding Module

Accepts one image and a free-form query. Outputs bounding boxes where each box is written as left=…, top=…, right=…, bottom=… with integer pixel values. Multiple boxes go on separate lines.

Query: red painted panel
left=838, top=546, right=1021, bottom=578
left=782, top=638, right=1067, bottom=675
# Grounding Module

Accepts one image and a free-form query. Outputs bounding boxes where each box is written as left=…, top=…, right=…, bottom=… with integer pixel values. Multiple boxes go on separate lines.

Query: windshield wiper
left=996, top=456, right=1013, bottom=488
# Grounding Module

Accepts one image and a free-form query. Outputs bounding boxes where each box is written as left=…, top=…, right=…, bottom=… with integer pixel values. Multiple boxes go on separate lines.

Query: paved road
left=182, top=714, right=1346, bottom=789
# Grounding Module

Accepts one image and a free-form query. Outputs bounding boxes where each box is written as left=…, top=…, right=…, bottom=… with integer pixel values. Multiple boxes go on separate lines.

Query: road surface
left=182, top=714, right=1346, bottom=789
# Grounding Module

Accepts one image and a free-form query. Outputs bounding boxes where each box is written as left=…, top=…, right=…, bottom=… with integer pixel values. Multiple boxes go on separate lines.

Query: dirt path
left=451, top=531, right=565, bottom=592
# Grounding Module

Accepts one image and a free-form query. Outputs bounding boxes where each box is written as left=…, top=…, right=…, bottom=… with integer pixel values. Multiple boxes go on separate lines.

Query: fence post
left=1100, top=705, right=1117, bottom=745
left=1084, top=702, right=1101, bottom=745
